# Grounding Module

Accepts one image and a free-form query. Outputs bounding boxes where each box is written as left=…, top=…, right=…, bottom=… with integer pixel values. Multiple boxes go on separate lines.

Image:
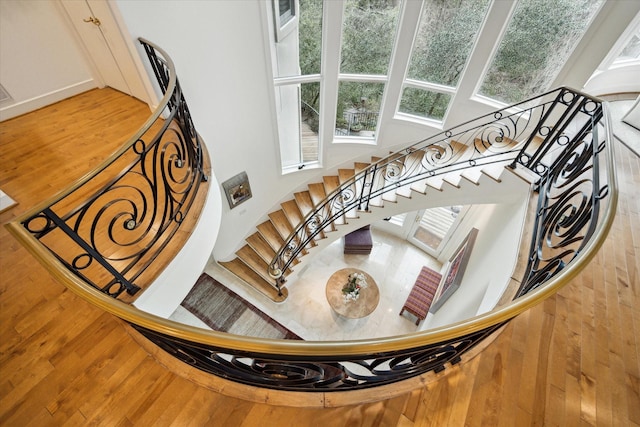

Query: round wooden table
left=325, top=268, right=380, bottom=319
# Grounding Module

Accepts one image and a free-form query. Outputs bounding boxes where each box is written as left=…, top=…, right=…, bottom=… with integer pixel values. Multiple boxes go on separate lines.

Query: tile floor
left=170, top=225, right=443, bottom=341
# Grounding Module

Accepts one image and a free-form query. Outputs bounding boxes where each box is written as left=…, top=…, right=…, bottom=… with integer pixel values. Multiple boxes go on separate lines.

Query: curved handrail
left=6, top=38, right=207, bottom=300
left=5, top=40, right=618, bottom=392
left=268, top=87, right=609, bottom=286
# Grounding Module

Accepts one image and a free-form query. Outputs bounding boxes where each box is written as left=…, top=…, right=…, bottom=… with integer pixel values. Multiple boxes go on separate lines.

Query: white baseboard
left=0, top=79, right=98, bottom=122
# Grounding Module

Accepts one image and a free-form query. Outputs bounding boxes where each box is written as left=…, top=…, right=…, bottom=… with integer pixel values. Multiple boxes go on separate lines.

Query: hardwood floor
left=0, top=88, right=638, bottom=426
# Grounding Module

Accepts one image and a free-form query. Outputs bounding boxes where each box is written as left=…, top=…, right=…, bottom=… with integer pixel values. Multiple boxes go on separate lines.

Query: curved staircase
left=220, top=145, right=523, bottom=302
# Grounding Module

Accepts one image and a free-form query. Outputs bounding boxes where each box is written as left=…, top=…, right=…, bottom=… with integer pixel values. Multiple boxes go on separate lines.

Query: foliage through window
left=272, top=0, right=617, bottom=171
left=407, top=0, right=489, bottom=87
left=399, top=88, right=451, bottom=121
left=479, top=0, right=604, bottom=104
left=340, top=0, right=400, bottom=75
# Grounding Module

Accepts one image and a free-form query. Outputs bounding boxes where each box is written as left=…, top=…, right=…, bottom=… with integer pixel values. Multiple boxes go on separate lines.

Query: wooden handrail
left=4, top=40, right=618, bottom=391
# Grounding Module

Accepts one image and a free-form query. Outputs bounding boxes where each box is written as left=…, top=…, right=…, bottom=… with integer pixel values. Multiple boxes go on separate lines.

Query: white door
left=408, top=206, right=466, bottom=257
left=59, top=0, right=150, bottom=104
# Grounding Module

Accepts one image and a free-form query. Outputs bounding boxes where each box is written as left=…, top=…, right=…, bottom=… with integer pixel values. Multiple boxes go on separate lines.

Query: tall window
left=479, top=0, right=604, bottom=104
left=273, top=0, right=323, bottom=170
left=269, top=0, right=612, bottom=171
left=337, top=0, right=401, bottom=138
left=400, top=0, right=490, bottom=121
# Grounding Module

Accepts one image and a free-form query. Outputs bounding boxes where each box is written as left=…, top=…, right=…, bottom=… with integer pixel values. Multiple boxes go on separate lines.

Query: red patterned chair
left=400, top=266, right=442, bottom=325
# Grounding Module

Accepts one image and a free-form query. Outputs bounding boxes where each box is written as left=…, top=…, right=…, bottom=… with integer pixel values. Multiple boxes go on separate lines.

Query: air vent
left=0, top=84, right=12, bottom=103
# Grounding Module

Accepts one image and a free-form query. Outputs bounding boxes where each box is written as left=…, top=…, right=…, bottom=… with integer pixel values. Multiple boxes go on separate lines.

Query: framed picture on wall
left=429, top=227, right=478, bottom=313
left=222, top=172, right=252, bottom=209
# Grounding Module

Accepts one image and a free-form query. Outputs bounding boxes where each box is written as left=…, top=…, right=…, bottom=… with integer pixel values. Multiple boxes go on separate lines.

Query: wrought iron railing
left=10, top=38, right=208, bottom=300
left=268, top=88, right=609, bottom=291
left=301, top=100, right=319, bottom=133
left=129, top=87, right=615, bottom=393
left=6, top=40, right=617, bottom=396
left=345, top=110, right=378, bottom=133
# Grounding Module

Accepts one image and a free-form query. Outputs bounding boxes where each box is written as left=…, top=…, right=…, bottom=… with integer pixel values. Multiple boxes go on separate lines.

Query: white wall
left=583, top=63, right=640, bottom=96
left=115, top=0, right=328, bottom=262
left=419, top=187, right=530, bottom=331
left=0, top=0, right=96, bottom=121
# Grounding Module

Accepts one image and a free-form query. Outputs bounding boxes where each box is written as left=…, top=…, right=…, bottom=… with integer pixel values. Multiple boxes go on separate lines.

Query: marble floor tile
left=185, top=226, right=443, bottom=341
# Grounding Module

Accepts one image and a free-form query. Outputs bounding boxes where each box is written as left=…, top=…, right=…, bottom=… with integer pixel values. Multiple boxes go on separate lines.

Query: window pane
left=277, top=85, right=302, bottom=168
left=278, top=0, right=295, bottom=25
left=412, top=206, right=462, bottom=251
left=479, top=0, right=603, bottom=104
left=299, top=0, right=323, bottom=75
left=301, top=82, right=320, bottom=162
left=340, top=0, right=401, bottom=75
left=399, top=87, right=451, bottom=121
left=617, top=29, right=640, bottom=61
left=407, top=0, right=490, bottom=87
left=336, top=81, right=384, bottom=137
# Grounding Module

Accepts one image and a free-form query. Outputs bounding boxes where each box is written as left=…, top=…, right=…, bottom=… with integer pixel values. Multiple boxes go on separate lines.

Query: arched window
left=268, top=0, right=605, bottom=173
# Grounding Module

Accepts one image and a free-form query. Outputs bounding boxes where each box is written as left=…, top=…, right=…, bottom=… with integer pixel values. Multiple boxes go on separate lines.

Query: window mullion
left=377, top=0, right=422, bottom=139
left=444, top=0, right=517, bottom=127
left=318, top=1, right=344, bottom=147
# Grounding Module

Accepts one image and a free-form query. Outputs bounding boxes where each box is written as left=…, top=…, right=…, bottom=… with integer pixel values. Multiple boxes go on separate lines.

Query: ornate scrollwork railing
left=124, top=86, right=615, bottom=393
left=267, top=88, right=607, bottom=292
left=12, top=38, right=207, bottom=300
left=6, top=39, right=617, bottom=396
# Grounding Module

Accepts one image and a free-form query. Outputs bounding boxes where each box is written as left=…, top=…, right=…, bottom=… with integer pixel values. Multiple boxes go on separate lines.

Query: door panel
left=408, top=206, right=464, bottom=257
left=59, top=0, right=149, bottom=103
left=86, top=0, right=149, bottom=102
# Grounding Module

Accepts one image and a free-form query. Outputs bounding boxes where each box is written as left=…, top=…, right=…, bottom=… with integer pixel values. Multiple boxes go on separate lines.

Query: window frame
left=273, top=0, right=298, bottom=42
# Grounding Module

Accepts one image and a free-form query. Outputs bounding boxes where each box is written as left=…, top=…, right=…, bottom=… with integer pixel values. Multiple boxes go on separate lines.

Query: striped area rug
left=180, top=273, right=302, bottom=340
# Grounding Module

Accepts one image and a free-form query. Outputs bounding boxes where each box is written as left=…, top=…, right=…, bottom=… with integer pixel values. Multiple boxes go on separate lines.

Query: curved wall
left=133, top=173, right=222, bottom=318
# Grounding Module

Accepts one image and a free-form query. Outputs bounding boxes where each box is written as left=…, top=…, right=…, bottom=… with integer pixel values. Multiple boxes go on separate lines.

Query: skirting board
left=0, top=79, right=97, bottom=122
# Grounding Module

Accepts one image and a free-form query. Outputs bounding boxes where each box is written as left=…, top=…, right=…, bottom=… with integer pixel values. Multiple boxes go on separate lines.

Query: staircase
left=219, top=86, right=595, bottom=303
left=219, top=145, right=521, bottom=302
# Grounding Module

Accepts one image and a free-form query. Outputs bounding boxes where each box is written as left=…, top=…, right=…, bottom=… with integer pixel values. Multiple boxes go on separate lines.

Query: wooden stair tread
left=306, top=184, right=336, bottom=233
left=237, top=245, right=270, bottom=275
left=322, top=175, right=340, bottom=194
left=354, top=162, right=370, bottom=173
left=268, top=210, right=294, bottom=239
left=473, top=136, right=523, bottom=154
left=338, top=168, right=355, bottom=183
left=367, top=158, right=386, bottom=207
left=294, top=191, right=314, bottom=215
left=281, top=200, right=304, bottom=230
left=449, top=139, right=468, bottom=152
left=395, top=151, right=425, bottom=198
left=294, top=191, right=326, bottom=239
left=219, top=259, right=287, bottom=302
left=257, top=220, right=285, bottom=251
left=322, top=176, right=345, bottom=224
left=283, top=199, right=321, bottom=243
left=247, top=233, right=275, bottom=263
left=307, top=183, right=327, bottom=204
left=269, top=209, right=311, bottom=253
left=338, top=169, right=359, bottom=218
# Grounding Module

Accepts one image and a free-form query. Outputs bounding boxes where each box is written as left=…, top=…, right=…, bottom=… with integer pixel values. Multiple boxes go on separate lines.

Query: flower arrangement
left=342, top=272, right=368, bottom=302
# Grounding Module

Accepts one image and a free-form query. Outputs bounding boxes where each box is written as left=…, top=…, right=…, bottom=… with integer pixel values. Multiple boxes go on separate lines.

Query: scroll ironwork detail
left=20, top=39, right=207, bottom=299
